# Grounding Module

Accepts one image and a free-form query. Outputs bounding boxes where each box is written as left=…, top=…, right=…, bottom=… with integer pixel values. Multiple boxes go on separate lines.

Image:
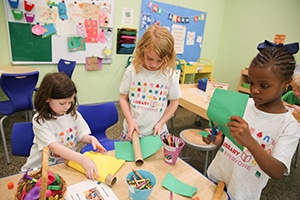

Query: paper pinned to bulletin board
left=4, top=0, right=115, bottom=64
left=139, top=0, right=207, bottom=62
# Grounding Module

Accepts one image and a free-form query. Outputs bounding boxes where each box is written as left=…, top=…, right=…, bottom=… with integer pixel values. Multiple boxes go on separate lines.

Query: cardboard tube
left=212, top=181, right=225, bottom=200
left=105, top=174, right=117, bottom=186
left=132, top=131, right=144, bottom=166
left=64, top=160, right=118, bottom=186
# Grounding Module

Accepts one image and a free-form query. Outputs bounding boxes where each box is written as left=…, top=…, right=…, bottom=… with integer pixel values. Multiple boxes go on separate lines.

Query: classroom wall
left=1, top=0, right=299, bottom=104
left=215, top=0, right=300, bottom=90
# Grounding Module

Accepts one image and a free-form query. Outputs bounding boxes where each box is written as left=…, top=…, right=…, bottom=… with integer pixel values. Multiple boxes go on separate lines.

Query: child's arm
left=153, top=99, right=179, bottom=136
left=48, top=142, right=99, bottom=179
left=292, top=105, right=300, bottom=113
left=80, top=135, right=107, bottom=153
left=227, top=116, right=286, bottom=179
left=119, top=93, right=140, bottom=138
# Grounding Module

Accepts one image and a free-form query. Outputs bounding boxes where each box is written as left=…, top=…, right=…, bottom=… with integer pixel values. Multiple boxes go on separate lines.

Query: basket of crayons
left=161, top=134, right=185, bottom=165
left=15, top=147, right=67, bottom=200
left=126, top=169, right=156, bottom=200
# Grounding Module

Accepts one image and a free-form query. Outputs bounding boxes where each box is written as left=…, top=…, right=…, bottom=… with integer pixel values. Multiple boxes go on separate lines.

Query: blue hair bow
left=257, top=40, right=299, bottom=54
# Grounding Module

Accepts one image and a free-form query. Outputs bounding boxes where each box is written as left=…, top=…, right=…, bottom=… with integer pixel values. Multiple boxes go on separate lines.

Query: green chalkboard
left=4, top=0, right=115, bottom=64
left=8, top=22, right=52, bottom=62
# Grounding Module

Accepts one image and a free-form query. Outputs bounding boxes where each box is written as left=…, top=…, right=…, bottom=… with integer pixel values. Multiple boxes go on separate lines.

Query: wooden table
left=0, top=149, right=228, bottom=200
left=179, top=84, right=209, bottom=119
left=0, top=66, right=37, bottom=75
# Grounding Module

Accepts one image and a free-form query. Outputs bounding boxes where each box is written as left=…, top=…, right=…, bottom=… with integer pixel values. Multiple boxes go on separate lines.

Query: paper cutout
left=204, top=81, right=229, bottom=103
left=42, top=23, right=56, bottom=38
left=84, top=19, right=98, bottom=43
left=162, top=172, right=197, bottom=197
left=68, top=36, right=86, bottom=52
left=105, top=28, right=113, bottom=41
left=58, top=1, right=68, bottom=20
left=38, top=6, right=58, bottom=23
left=207, top=88, right=249, bottom=150
left=81, top=2, right=100, bottom=19
left=114, top=135, right=163, bottom=161
left=76, top=23, right=87, bottom=38
left=103, top=47, right=112, bottom=57
left=99, top=12, right=109, bottom=26
left=68, top=3, right=83, bottom=23
left=199, top=130, right=209, bottom=138
left=100, top=3, right=111, bottom=14
left=56, top=20, right=76, bottom=35
left=32, top=24, right=45, bottom=35
left=98, top=29, right=106, bottom=43
left=274, top=34, right=286, bottom=45
left=85, top=56, right=102, bottom=71
left=67, top=152, right=125, bottom=185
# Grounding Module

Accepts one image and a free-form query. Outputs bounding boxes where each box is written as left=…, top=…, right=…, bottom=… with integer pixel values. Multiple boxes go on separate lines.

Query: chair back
left=11, top=122, right=34, bottom=156
left=78, top=102, right=118, bottom=141
left=0, top=71, right=39, bottom=115
left=58, top=58, right=76, bottom=78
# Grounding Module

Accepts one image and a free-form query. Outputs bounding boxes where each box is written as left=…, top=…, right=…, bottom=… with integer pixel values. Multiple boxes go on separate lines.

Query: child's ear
left=283, top=79, right=292, bottom=90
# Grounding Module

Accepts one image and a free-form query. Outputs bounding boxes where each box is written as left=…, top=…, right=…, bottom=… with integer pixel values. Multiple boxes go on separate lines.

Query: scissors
left=210, top=120, right=218, bottom=142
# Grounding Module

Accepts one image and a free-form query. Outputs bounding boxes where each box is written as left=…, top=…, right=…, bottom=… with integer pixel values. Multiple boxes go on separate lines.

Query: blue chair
left=78, top=102, right=119, bottom=153
left=0, top=71, right=39, bottom=163
left=11, top=122, right=34, bottom=157
left=58, top=58, right=76, bottom=78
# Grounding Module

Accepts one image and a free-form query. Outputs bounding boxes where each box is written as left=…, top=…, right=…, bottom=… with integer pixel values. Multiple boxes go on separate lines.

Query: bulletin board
left=139, top=0, right=206, bottom=62
left=4, top=0, right=115, bottom=64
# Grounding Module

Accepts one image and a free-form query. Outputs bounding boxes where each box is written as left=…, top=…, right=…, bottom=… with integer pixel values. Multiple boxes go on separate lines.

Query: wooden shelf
left=179, top=58, right=214, bottom=84
left=237, top=68, right=250, bottom=94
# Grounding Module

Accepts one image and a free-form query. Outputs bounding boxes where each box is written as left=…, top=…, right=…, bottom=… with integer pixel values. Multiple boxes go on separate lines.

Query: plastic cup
left=126, top=170, right=156, bottom=200
left=163, top=136, right=185, bottom=165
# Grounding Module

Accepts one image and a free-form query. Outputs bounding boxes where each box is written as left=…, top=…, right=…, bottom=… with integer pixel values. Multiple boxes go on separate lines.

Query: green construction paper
left=199, top=130, right=209, bottom=138
left=115, top=135, right=163, bottom=161
left=207, top=88, right=249, bottom=150
left=162, top=172, right=197, bottom=197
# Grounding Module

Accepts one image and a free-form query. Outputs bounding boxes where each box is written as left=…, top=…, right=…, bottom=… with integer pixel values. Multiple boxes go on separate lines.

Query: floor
left=0, top=104, right=300, bottom=200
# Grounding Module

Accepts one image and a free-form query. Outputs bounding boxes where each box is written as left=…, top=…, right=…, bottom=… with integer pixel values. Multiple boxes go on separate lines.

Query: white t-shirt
left=207, top=98, right=300, bottom=200
left=21, top=111, right=91, bottom=171
left=119, top=64, right=182, bottom=137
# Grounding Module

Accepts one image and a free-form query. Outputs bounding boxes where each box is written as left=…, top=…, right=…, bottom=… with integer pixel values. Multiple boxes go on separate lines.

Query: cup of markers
left=162, top=134, right=185, bottom=165
left=126, top=169, right=156, bottom=200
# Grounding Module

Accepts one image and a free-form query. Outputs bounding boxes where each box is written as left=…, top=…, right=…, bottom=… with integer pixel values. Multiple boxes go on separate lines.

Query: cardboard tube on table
left=132, top=131, right=144, bottom=166
left=212, top=181, right=226, bottom=200
left=64, top=160, right=117, bottom=186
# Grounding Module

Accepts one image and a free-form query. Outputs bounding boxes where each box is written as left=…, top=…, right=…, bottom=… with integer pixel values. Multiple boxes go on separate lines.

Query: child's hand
left=90, top=136, right=107, bottom=153
left=202, top=128, right=224, bottom=146
left=283, top=102, right=292, bottom=107
left=153, top=122, right=163, bottom=136
left=127, top=121, right=140, bottom=139
left=293, top=105, right=300, bottom=113
left=227, top=116, right=256, bottom=148
left=81, top=156, right=99, bottom=180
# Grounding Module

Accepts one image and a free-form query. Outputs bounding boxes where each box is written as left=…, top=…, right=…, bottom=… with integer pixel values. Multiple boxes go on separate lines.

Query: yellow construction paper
left=67, top=152, right=125, bottom=184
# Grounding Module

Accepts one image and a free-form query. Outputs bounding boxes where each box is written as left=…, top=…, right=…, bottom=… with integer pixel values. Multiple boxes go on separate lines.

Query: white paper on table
left=205, top=81, right=229, bottom=103
left=65, top=180, right=119, bottom=200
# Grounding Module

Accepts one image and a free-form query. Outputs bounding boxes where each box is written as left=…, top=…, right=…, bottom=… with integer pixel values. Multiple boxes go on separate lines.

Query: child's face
left=293, top=88, right=300, bottom=99
left=143, top=50, right=163, bottom=71
left=47, top=94, right=75, bottom=116
left=248, top=67, right=286, bottom=107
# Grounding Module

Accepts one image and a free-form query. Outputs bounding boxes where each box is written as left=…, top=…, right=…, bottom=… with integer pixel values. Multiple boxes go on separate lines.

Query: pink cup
left=162, top=136, right=185, bottom=165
